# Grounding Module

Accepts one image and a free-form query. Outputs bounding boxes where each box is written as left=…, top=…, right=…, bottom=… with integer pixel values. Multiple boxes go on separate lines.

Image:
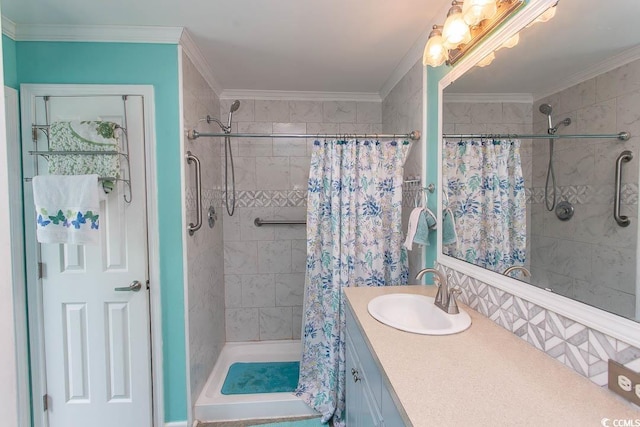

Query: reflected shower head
left=550, top=117, right=571, bottom=134
left=539, top=103, right=554, bottom=133
left=226, top=100, right=241, bottom=131
left=539, top=103, right=553, bottom=115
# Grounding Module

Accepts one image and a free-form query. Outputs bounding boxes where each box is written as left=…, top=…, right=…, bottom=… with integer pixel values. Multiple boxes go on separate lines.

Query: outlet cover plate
left=608, top=359, right=640, bottom=406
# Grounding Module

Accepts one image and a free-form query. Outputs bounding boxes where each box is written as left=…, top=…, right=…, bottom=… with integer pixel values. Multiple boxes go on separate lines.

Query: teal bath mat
left=221, top=361, right=300, bottom=395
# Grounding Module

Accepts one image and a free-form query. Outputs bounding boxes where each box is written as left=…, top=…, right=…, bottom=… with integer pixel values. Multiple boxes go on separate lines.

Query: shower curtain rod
left=188, top=130, right=422, bottom=141
left=443, top=131, right=630, bottom=141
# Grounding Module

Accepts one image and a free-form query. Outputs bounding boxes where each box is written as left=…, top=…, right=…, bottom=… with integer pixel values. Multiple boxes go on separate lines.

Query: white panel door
left=34, top=95, right=152, bottom=427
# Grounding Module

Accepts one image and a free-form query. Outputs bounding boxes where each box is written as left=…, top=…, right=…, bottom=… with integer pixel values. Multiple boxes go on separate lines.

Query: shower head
left=226, top=100, right=241, bottom=131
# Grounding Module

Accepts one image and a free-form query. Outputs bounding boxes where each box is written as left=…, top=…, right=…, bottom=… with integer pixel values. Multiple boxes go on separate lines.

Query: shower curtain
left=296, top=138, right=410, bottom=426
left=443, top=138, right=526, bottom=273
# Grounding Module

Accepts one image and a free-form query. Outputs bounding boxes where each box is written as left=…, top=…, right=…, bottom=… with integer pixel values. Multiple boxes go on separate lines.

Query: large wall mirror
left=439, top=0, right=640, bottom=323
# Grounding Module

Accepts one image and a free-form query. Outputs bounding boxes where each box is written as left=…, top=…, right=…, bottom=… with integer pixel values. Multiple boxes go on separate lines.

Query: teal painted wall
left=15, top=41, right=187, bottom=423
left=425, top=65, right=448, bottom=269
left=3, top=35, right=17, bottom=89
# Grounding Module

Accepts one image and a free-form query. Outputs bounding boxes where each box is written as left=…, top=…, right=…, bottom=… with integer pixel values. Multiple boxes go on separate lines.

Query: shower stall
left=180, top=50, right=425, bottom=423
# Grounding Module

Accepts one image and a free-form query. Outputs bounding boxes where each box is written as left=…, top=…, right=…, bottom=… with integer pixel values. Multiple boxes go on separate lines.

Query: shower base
left=194, top=340, right=318, bottom=422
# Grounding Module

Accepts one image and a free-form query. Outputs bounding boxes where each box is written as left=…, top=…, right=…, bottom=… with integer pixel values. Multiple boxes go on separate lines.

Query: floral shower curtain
left=296, top=138, right=410, bottom=426
left=443, top=138, right=526, bottom=273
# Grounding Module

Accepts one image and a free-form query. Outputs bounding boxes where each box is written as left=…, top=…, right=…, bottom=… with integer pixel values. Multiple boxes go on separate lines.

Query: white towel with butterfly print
left=33, top=174, right=102, bottom=245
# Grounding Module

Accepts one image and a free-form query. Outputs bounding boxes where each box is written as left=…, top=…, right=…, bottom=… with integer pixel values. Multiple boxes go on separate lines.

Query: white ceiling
left=1, top=0, right=451, bottom=94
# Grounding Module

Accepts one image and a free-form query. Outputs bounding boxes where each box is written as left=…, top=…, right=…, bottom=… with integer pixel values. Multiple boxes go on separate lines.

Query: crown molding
left=533, top=44, right=640, bottom=101
left=179, top=29, right=222, bottom=97
left=379, top=2, right=451, bottom=100
left=219, top=89, right=381, bottom=102
left=443, top=92, right=533, bottom=103
left=1, top=16, right=16, bottom=39
left=9, top=22, right=183, bottom=43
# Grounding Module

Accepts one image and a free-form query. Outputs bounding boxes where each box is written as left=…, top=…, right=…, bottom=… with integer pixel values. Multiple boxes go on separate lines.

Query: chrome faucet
left=415, top=268, right=461, bottom=314
left=503, top=266, right=531, bottom=278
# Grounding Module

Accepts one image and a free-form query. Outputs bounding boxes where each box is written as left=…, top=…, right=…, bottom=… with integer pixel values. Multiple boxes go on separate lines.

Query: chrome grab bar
left=254, top=218, right=306, bottom=227
left=614, top=150, right=633, bottom=227
left=186, top=151, right=202, bottom=236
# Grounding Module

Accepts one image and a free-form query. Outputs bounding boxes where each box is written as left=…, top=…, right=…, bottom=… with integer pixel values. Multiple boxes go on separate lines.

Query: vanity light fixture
left=423, top=26, right=449, bottom=67
left=462, top=0, right=498, bottom=26
left=442, top=1, right=472, bottom=49
left=422, top=0, right=524, bottom=67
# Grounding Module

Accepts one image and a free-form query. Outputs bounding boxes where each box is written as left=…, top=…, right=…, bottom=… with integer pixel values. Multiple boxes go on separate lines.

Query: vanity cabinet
left=345, top=305, right=405, bottom=427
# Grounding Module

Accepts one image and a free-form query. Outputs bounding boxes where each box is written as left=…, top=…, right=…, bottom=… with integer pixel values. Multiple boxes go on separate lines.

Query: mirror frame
left=435, top=0, right=640, bottom=348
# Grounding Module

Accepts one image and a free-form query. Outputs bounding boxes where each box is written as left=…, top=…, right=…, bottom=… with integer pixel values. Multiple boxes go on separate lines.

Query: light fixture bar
left=447, top=0, right=524, bottom=65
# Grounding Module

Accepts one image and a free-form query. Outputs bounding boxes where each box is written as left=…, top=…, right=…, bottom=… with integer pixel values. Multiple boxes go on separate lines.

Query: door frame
left=19, top=84, right=164, bottom=427
left=5, top=86, right=30, bottom=427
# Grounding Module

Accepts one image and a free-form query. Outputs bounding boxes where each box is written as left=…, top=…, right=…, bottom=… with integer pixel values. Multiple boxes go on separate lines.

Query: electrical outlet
left=608, top=360, right=640, bottom=406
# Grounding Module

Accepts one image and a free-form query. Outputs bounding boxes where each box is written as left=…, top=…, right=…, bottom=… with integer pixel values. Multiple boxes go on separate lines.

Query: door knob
left=115, top=280, right=142, bottom=292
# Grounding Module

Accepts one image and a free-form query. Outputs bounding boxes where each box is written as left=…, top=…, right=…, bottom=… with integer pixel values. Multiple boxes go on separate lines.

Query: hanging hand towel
left=48, top=120, right=121, bottom=193
left=403, top=208, right=422, bottom=250
left=33, top=175, right=101, bottom=245
left=442, top=208, right=458, bottom=246
left=412, top=208, right=437, bottom=246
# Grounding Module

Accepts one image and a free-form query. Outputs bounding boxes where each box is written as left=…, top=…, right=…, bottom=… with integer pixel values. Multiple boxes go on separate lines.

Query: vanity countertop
left=344, top=285, right=640, bottom=426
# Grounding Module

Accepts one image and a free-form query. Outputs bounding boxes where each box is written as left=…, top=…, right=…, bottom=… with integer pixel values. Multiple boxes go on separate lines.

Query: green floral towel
left=48, top=121, right=121, bottom=192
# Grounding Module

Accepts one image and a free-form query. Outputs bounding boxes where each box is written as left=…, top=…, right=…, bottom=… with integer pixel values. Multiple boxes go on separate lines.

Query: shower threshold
left=194, top=340, right=318, bottom=422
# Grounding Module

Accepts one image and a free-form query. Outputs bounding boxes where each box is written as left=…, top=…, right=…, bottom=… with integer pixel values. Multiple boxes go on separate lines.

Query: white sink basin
left=367, top=293, right=472, bottom=335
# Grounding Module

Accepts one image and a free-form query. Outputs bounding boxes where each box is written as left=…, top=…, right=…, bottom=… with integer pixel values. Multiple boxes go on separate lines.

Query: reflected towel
left=442, top=208, right=458, bottom=246
left=413, top=208, right=437, bottom=246
left=33, top=174, right=101, bottom=245
left=48, top=120, right=121, bottom=193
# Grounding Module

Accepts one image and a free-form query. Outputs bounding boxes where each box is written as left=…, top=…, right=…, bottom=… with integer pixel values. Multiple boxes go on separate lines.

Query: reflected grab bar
left=186, top=151, right=202, bottom=236
left=614, top=150, right=633, bottom=227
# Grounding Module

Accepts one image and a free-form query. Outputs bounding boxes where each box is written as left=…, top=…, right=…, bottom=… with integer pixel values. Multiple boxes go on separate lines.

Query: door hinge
left=38, top=262, right=45, bottom=279
left=43, top=394, right=49, bottom=411
left=32, top=125, right=38, bottom=142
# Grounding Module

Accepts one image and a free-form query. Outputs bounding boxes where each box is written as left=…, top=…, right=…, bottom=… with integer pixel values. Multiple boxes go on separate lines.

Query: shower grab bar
left=614, top=150, right=633, bottom=227
left=254, top=218, right=306, bottom=227
left=186, top=151, right=202, bottom=236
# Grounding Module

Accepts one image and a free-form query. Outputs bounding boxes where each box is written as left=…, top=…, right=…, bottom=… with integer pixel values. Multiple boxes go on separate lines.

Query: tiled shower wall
left=382, top=59, right=425, bottom=280
left=531, top=58, right=640, bottom=318
left=220, top=99, right=382, bottom=341
left=182, top=52, right=226, bottom=406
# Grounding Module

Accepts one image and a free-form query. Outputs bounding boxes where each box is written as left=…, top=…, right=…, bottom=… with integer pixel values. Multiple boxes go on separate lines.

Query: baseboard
left=165, top=421, right=188, bottom=427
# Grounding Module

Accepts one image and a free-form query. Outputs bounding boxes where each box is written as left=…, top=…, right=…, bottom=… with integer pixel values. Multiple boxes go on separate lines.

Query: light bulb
left=462, top=0, right=498, bottom=26
left=442, top=3, right=471, bottom=49
left=423, top=28, right=448, bottom=67
left=477, top=52, right=495, bottom=67
left=499, top=33, right=519, bottom=50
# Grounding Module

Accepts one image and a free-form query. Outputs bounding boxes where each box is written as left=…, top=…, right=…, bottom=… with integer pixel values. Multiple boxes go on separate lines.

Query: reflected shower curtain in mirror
left=296, top=138, right=410, bottom=426
left=443, top=138, right=526, bottom=273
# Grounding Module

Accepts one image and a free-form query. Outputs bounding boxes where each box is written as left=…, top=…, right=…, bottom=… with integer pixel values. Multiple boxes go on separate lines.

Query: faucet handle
left=446, top=287, right=462, bottom=314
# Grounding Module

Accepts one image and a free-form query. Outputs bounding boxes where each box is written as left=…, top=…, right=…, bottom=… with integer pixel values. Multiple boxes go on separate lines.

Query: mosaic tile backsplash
left=436, top=263, right=640, bottom=389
